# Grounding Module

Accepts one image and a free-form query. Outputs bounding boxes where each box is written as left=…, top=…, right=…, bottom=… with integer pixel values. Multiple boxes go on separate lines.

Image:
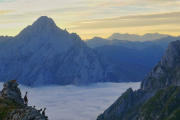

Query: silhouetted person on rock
left=24, top=91, right=28, bottom=105
left=33, top=105, right=36, bottom=109
left=42, top=107, right=46, bottom=115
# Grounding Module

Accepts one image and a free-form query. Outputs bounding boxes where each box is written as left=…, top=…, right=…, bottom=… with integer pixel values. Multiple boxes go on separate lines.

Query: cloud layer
left=0, top=82, right=140, bottom=120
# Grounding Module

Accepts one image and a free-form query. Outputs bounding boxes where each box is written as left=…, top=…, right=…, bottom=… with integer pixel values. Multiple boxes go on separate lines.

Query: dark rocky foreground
left=97, top=40, right=180, bottom=120
left=0, top=80, right=48, bottom=120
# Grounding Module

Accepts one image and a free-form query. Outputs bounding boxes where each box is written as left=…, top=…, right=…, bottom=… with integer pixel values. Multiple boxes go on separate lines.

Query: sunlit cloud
left=0, top=0, right=180, bottom=39
left=66, top=11, right=180, bottom=39
left=68, top=11, right=180, bottom=29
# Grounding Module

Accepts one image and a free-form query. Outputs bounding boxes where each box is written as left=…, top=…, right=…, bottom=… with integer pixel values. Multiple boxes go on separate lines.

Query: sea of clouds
left=0, top=82, right=140, bottom=120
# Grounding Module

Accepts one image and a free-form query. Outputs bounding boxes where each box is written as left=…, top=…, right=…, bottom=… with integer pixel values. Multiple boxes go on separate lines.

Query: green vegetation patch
left=0, top=98, right=23, bottom=120
left=139, top=86, right=180, bottom=120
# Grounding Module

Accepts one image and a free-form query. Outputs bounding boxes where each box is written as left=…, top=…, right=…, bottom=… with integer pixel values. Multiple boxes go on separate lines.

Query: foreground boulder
left=0, top=80, right=48, bottom=120
left=0, top=80, right=24, bottom=105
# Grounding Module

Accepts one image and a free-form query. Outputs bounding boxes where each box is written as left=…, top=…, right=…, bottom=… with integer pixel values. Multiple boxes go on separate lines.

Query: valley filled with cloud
left=0, top=82, right=140, bottom=120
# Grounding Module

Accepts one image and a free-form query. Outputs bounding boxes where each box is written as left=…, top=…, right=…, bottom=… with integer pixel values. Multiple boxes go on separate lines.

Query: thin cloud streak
left=0, top=82, right=140, bottom=120
left=68, top=11, right=180, bottom=29
left=65, top=11, right=180, bottom=39
left=0, top=10, right=14, bottom=15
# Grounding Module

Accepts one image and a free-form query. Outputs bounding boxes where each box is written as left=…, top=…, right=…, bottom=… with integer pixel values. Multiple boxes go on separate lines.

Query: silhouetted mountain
left=85, top=37, right=110, bottom=48
left=107, top=33, right=170, bottom=41
left=86, top=36, right=180, bottom=49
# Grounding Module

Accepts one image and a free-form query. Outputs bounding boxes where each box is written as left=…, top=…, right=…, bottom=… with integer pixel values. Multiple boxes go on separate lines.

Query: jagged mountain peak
left=17, top=16, right=64, bottom=38
left=168, top=40, right=180, bottom=51
left=32, top=16, right=57, bottom=28
left=161, top=40, right=180, bottom=68
left=14, top=16, right=86, bottom=50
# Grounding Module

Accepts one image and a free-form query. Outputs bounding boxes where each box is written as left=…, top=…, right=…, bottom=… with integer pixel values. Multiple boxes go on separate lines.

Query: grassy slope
left=0, top=98, right=23, bottom=120
left=138, top=86, right=180, bottom=120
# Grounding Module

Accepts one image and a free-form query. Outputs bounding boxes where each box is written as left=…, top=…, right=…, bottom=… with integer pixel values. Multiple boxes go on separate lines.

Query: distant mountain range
left=0, top=16, right=124, bottom=86
left=86, top=36, right=180, bottom=83
left=95, top=45, right=165, bottom=81
left=107, top=33, right=171, bottom=41
left=86, top=36, right=180, bottom=49
left=0, top=16, right=179, bottom=86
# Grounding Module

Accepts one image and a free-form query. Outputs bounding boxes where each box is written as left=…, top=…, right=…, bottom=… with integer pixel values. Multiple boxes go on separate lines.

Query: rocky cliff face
left=141, top=40, right=180, bottom=92
left=0, top=16, right=118, bottom=86
left=97, top=40, right=180, bottom=120
left=0, top=80, right=48, bottom=120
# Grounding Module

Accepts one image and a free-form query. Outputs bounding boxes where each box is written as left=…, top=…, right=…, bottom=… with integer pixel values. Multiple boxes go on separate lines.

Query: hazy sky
left=0, top=82, right=140, bottom=120
left=0, top=0, right=180, bottom=39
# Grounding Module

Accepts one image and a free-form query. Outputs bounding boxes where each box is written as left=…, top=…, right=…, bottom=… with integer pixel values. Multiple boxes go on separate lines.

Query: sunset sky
left=0, top=0, right=180, bottom=39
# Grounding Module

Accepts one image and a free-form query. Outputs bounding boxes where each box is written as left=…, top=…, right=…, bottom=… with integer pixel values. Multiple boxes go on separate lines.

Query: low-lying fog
left=0, top=82, right=140, bottom=120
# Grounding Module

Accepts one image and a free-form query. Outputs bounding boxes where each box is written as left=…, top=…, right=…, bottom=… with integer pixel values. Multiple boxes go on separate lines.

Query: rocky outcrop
left=0, top=80, right=48, bottom=120
left=141, top=40, right=180, bottom=92
left=0, top=80, right=24, bottom=105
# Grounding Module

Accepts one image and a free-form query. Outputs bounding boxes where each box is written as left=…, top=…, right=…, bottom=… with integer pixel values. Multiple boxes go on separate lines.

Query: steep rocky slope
left=0, top=80, right=48, bottom=120
left=137, top=86, right=180, bottom=120
left=141, top=40, right=180, bottom=92
left=97, top=40, right=180, bottom=120
left=97, top=88, right=137, bottom=120
left=0, top=16, right=120, bottom=86
left=97, top=88, right=154, bottom=120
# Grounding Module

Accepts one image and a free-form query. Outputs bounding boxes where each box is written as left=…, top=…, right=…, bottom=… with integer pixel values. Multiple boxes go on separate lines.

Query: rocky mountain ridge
left=141, top=40, right=180, bottom=92
left=97, top=40, right=180, bottom=120
left=86, top=36, right=180, bottom=49
left=86, top=36, right=180, bottom=83
left=0, top=16, right=121, bottom=86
